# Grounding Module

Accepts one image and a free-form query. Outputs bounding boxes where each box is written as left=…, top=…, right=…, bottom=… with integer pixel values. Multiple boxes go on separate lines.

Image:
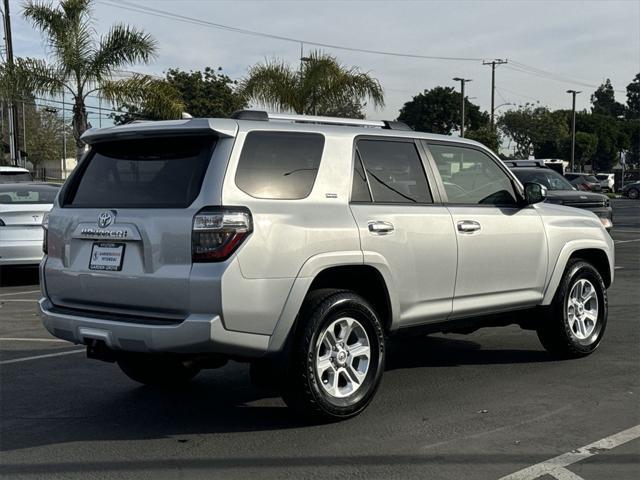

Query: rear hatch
left=44, top=127, right=230, bottom=321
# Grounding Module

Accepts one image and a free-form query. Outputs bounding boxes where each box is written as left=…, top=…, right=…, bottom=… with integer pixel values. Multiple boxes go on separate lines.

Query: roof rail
left=230, top=110, right=412, bottom=131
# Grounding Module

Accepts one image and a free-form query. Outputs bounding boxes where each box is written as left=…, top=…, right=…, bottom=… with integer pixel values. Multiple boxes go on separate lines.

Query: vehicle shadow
left=1, top=335, right=556, bottom=454
left=0, top=265, right=40, bottom=287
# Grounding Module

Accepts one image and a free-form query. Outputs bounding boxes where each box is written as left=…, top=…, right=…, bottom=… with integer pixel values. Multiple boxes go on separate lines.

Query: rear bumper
left=0, top=240, right=43, bottom=265
left=39, top=298, right=270, bottom=358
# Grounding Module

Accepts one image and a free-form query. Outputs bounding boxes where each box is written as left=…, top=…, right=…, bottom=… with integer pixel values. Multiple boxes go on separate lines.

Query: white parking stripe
left=498, top=424, right=640, bottom=480
left=0, top=290, right=40, bottom=297
left=0, top=349, right=84, bottom=365
left=0, top=299, right=39, bottom=302
left=0, top=337, right=68, bottom=343
left=614, top=239, right=640, bottom=244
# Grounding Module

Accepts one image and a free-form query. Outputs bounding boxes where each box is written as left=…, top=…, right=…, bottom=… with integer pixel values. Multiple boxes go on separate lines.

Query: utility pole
left=453, top=77, right=472, bottom=137
left=483, top=59, right=507, bottom=129
left=2, top=0, right=20, bottom=167
left=567, top=89, right=581, bottom=172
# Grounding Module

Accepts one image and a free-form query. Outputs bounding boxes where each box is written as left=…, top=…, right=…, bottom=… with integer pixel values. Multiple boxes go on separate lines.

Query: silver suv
left=40, top=111, right=614, bottom=420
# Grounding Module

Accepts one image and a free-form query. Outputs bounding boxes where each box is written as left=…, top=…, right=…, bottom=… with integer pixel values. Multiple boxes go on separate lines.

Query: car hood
left=545, top=190, right=607, bottom=203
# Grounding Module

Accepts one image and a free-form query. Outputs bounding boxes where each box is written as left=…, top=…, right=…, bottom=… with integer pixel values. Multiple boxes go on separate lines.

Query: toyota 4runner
left=40, top=111, right=614, bottom=420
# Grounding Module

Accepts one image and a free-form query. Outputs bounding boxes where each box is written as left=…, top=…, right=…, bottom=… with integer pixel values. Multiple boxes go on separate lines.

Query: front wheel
left=282, top=290, right=385, bottom=421
left=117, top=353, right=201, bottom=387
left=537, top=259, right=608, bottom=358
left=627, top=188, right=639, bottom=199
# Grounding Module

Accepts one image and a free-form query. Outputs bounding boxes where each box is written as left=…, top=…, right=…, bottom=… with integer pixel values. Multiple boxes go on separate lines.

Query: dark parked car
left=564, top=172, right=603, bottom=192
left=621, top=181, right=640, bottom=199
left=504, top=161, right=612, bottom=230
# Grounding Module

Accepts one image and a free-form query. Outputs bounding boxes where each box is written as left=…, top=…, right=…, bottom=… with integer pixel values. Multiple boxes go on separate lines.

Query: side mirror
left=524, top=182, right=547, bottom=205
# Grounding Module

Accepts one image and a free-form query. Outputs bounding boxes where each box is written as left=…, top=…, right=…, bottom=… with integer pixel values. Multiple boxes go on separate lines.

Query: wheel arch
left=542, top=241, right=613, bottom=305
left=267, top=257, right=397, bottom=354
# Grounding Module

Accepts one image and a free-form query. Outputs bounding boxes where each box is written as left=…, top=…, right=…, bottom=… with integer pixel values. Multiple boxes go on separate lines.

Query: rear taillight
left=192, top=207, right=252, bottom=262
left=42, top=212, right=49, bottom=254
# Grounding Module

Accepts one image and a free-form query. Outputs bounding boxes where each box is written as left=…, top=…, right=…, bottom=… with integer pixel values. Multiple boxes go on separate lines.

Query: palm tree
left=0, top=0, right=183, bottom=160
left=240, top=51, right=384, bottom=117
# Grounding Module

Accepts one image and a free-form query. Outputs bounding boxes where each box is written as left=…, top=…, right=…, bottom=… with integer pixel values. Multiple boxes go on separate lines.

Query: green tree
left=498, top=105, right=569, bottom=158
left=0, top=0, right=183, bottom=160
left=465, top=125, right=500, bottom=152
left=112, top=67, right=247, bottom=124
left=626, top=73, right=640, bottom=119
left=574, top=112, right=628, bottom=171
left=240, top=50, right=384, bottom=116
left=560, top=131, right=598, bottom=170
left=591, top=79, right=625, bottom=118
left=398, top=86, right=489, bottom=135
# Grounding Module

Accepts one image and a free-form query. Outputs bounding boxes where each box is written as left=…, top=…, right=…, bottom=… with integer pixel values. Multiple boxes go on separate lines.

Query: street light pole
left=567, top=89, right=581, bottom=172
left=2, top=0, right=20, bottom=166
left=453, top=77, right=472, bottom=137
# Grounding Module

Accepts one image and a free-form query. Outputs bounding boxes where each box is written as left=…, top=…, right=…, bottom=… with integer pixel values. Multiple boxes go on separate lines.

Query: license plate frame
left=89, top=242, right=126, bottom=271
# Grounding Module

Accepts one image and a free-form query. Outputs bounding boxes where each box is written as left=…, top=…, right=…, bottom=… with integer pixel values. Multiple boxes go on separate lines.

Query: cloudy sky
left=9, top=0, right=640, bottom=123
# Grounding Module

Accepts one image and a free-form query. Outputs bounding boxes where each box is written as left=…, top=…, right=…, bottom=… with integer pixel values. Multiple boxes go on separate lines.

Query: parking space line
left=0, top=290, right=40, bottom=297
left=0, top=299, right=39, bottom=302
left=614, top=239, right=640, bottom=244
left=0, top=349, right=84, bottom=365
left=498, top=424, right=640, bottom=480
left=0, top=337, right=69, bottom=343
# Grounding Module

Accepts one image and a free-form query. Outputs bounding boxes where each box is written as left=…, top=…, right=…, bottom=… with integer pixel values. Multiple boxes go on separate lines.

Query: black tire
left=537, top=259, right=608, bottom=358
left=627, top=188, right=639, bottom=200
left=117, top=353, right=200, bottom=387
left=282, top=289, right=385, bottom=421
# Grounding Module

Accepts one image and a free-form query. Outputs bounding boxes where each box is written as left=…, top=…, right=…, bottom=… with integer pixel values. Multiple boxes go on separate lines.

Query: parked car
left=594, top=173, right=615, bottom=192
left=0, top=166, right=33, bottom=183
left=39, top=112, right=614, bottom=420
left=0, top=183, right=59, bottom=265
left=504, top=160, right=613, bottom=230
left=621, top=181, right=640, bottom=199
left=564, top=172, right=603, bottom=192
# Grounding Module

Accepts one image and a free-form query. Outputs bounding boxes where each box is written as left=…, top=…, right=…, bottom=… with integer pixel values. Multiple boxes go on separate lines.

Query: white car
left=0, top=183, right=59, bottom=265
left=594, top=173, right=615, bottom=192
left=0, top=166, right=33, bottom=183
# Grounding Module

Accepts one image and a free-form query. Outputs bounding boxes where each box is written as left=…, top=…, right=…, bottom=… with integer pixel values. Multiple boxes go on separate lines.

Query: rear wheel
left=627, top=188, right=639, bottom=199
left=282, top=290, right=385, bottom=421
left=117, top=353, right=200, bottom=387
left=537, top=259, right=607, bottom=358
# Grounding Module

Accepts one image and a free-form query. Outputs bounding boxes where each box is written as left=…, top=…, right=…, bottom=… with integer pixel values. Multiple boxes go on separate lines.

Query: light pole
left=567, top=89, right=581, bottom=172
left=453, top=77, right=472, bottom=137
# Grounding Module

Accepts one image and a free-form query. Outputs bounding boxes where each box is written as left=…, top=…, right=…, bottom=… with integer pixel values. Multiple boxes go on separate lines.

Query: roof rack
left=230, top=110, right=412, bottom=131
left=502, top=159, right=547, bottom=168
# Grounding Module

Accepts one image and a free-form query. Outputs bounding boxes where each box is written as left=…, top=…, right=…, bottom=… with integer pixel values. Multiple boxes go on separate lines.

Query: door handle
left=368, top=221, right=395, bottom=235
left=457, top=220, right=481, bottom=233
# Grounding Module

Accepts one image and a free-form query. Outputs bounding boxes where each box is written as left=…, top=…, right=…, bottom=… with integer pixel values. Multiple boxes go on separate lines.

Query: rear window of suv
left=64, top=136, right=215, bottom=208
left=235, top=131, right=325, bottom=199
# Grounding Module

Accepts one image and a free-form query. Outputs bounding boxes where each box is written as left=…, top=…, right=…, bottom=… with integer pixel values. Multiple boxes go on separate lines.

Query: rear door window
left=235, top=131, right=324, bottom=199
left=356, top=139, right=432, bottom=204
left=64, top=136, right=215, bottom=208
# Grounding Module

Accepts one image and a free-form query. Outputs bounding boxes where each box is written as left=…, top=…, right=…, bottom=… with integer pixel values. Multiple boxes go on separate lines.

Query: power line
left=97, top=0, right=484, bottom=62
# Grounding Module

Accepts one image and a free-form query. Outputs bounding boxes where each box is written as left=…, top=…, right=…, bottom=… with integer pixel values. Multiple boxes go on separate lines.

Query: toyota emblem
left=97, top=211, right=114, bottom=228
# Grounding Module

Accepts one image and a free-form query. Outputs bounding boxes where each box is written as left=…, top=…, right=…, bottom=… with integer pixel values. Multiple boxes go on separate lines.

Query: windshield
left=0, top=184, right=59, bottom=204
left=511, top=168, right=575, bottom=191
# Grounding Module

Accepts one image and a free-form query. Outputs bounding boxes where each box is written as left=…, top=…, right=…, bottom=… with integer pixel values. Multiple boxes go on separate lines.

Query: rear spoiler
left=81, top=118, right=238, bottom=145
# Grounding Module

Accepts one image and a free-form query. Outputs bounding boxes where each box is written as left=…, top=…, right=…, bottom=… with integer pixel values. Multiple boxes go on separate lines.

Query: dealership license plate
left=89, top=242, right=125, bottom=271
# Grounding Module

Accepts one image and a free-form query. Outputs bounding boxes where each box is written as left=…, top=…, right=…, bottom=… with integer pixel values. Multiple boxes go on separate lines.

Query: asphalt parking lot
left=1, top=199, right=638, bottom=480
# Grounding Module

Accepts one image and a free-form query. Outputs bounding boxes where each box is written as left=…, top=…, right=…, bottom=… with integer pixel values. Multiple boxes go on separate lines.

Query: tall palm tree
left=0, top=0, right=183, bottom=160
left=240, top=51, right=384, bottom=117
